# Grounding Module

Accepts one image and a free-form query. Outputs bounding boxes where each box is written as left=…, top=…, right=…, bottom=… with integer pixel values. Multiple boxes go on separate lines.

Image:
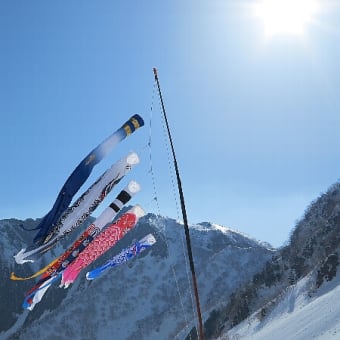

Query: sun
left=255, top=0, right=319, bottom=38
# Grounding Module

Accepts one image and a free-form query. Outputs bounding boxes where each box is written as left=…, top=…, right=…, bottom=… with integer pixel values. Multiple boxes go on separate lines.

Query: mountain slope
left=201, top=182, right=340, bottom=339
left=225, top=270, right=340, bottom=339
left=0, top=214, right=274, bottom=339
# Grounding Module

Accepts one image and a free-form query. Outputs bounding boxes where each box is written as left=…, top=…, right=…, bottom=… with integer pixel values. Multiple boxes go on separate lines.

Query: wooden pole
left=153, top=67, right=205, bottom=340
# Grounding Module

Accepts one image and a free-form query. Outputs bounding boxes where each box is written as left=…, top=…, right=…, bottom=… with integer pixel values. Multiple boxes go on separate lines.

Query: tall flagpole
left=153, top=68, right=205, bottom=340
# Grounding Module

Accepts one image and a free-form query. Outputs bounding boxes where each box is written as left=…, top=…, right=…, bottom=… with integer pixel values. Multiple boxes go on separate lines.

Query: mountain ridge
left=0, top=213, right=274, bottom=339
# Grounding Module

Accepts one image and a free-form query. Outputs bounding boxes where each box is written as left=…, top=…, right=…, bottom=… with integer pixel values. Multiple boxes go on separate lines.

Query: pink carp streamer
left=60, top=205, right=144, bottom=288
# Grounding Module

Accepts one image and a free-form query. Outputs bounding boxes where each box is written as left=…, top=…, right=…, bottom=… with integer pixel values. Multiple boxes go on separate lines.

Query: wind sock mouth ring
left=130, top=205, right=145, bottom=219
left=127, top=180, right=141, bottom=194
left=126, top=152, right=140, bottom=165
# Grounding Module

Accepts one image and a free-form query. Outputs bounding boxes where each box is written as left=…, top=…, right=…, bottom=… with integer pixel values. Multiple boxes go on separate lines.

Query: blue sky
left=1, top=0, right=340, bottom=247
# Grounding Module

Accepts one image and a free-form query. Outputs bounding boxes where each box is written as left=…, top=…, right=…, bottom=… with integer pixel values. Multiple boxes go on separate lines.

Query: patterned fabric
left=14, top=154, right=139, bottom=264
left=21, top=205, right=144, bottom=311
left=33, top=114, right=144, bottom=244
left=23, top=275, right=60, bottom=311
left=61, top=206, right=143, bottom=288
left=86, top=234, right=156, bottom=280
left=11, top=181, right=140, bottom=282
left=43, top=152, right=138, bottom=244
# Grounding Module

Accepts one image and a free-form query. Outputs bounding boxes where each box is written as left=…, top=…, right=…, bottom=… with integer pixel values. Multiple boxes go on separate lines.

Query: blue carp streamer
left=86, top=234, right=156, bottom=280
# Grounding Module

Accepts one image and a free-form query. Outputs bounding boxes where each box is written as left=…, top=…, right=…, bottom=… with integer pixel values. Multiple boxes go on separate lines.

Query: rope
left=155, top=83, right=198, bottom=336
left=159, top=106, right=181, bottom=219
left=147, top=83, right=161, bottom=214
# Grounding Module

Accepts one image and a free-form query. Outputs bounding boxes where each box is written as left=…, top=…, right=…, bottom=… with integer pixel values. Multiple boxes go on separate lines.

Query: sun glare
left=255, top=0, right=319, bottom=38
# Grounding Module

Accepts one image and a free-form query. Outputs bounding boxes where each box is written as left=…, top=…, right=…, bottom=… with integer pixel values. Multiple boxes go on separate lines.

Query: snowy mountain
left=4, top=182, right=340, bottom=340
left=201, top=182, right=340, bottom=339
left=0, top=213, right=274, bottom=339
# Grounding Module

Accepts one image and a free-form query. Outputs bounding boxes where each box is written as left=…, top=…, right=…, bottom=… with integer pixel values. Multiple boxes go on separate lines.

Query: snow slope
left=225, top=271, right=340, bottom=340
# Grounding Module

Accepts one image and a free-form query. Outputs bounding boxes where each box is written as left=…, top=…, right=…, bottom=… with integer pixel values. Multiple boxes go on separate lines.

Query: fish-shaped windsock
left=11, top=180, right=141, bottom=281
left=60, top=205, right=144, bottom=288
left=23, top=275, right=60, bottom=311
left=14, top=153, right=139, bottom=264
left=33, top=114, right=144, bottom=244
left=21, top=192, right=143, bottom=311
left=86, top=233, right=156, bottom=280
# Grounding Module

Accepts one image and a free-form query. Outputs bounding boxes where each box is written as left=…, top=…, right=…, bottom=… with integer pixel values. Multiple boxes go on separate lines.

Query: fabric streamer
left=11, top=180, right=141, bottom=281
left=23, top=275, right=61, bottom=311
left=61, top=205, right=144, bottom=288
left=14, top=153, right=139, bottom=264
left=33, top=114, right=144, bottom=244
left=21, top=205, right=144, bottom=310
left=86, top=233, right=156, bottom=280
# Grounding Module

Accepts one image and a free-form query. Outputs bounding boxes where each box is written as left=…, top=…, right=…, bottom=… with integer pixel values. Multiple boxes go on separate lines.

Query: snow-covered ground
left=224, top=271, right=340, bottom=340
